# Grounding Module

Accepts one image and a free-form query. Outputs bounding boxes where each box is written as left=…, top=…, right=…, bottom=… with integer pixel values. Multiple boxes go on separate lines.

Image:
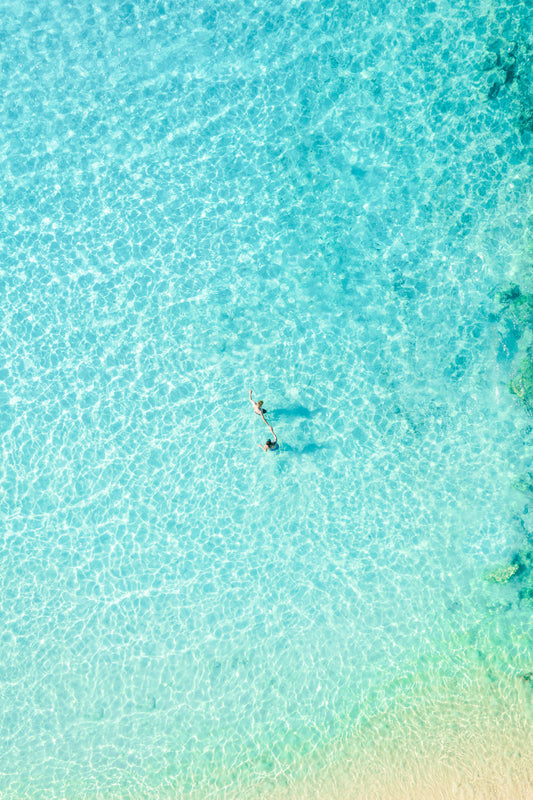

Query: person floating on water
left=250, top=389, right=279, bottom=451
left=249, top=388, right=268, bottom=422
left=259, top=425, right=279, bottom=452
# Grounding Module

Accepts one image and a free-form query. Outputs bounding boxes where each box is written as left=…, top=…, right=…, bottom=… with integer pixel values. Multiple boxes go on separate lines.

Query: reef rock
left=510, top=356, right=533, bottom=410
left=483, top=562, right=519, bottom=583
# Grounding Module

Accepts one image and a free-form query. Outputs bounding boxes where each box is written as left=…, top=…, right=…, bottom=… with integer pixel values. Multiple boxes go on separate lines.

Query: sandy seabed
left=243, top=672, right=533, bottom=800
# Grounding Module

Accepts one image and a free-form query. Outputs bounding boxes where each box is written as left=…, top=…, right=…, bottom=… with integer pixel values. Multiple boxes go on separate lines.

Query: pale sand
left=214, top=670, right=533, bottom=800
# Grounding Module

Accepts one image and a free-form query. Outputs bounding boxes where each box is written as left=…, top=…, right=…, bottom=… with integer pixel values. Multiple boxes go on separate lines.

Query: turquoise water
left=1, top=0, right=533, bottom=797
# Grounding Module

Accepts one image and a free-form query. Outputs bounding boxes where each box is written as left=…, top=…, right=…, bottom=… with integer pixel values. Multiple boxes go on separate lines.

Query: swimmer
left=259, top=426, right=279, bottom=452
left=249, top=388, right=268, bottom=421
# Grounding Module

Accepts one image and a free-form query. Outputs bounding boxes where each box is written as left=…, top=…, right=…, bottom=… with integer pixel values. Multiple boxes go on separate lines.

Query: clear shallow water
left=1, top=0, right=533, bottom=797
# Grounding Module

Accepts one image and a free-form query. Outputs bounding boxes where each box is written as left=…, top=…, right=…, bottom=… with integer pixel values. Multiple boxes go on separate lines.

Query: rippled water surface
left=1, top=0, right=533, bottom=797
